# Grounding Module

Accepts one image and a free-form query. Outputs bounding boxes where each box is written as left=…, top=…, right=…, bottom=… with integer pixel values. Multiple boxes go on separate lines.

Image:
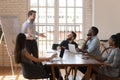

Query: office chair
left=21, top=62, right=50, bottom=80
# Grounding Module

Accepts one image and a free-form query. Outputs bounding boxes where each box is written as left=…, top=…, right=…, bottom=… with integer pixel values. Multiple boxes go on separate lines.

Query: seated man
left=65, top=27, right=102, bottom=80
left=59, top=31, right=78, bottom=50
left=59, top=31, right=79, bottom=79
left=79, top=26, right=101, bottom=56
left=78, top=26, right=101, bottom=75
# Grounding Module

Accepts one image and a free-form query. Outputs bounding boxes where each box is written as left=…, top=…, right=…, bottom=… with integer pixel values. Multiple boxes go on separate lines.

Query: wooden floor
left=0, top=67, right=27, bottom=80
left=0, top=67, right=84, bottom=80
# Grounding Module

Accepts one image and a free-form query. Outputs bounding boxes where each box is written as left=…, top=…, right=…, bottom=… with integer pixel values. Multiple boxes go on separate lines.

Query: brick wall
left=0, top=42, right=11, bottom=66
left=83, top=0, right=92, bottom=38
left=0, top=0, right=29, bottom=66
left=0, top=0, right=29, bottom=27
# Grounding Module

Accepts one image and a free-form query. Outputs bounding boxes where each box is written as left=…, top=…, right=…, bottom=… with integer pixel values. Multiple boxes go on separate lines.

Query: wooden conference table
left=45, top=50, right=101, bottom=80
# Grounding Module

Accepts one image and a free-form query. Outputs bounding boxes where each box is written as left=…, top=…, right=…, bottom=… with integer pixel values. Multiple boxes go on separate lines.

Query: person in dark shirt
left=14, top=33, right=63, bottom=80
left=60, top=31, right=78, bottom=50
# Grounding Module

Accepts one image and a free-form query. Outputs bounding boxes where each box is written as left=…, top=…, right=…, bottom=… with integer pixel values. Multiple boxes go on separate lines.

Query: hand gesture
left=39, top=33, right=46, bottom=37
left=86, top=36, right=92, bottom=41
left=76, top=48, right=80, bottom=52
left=102, top=62, right=110, bottom=67
left=50, top=53, right=57, bottom=59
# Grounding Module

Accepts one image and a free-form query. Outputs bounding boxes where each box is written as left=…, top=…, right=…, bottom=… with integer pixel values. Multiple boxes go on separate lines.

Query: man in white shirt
left=21, top=10, right=46, bottom=58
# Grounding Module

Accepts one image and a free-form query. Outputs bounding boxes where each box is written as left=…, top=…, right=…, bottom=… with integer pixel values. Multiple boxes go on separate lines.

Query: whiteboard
left=0, top=16, right=20, bottom=55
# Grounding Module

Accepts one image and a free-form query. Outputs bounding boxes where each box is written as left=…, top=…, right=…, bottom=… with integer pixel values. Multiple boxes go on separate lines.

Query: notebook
left=68, top=44, right=81, bottom=54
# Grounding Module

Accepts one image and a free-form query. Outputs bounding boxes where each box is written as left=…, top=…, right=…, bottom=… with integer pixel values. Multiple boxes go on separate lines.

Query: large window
left=30, top=0, right=83, bottom=53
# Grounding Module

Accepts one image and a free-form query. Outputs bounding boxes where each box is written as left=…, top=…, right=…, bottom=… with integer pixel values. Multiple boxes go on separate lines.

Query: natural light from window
left=30, top=0, right=83, bottom=54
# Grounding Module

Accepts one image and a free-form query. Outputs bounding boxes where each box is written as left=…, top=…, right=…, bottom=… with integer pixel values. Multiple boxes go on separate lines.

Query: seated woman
left=91, top=34, right=120, bottom=79
left=14, top=33, right=63, bottom=80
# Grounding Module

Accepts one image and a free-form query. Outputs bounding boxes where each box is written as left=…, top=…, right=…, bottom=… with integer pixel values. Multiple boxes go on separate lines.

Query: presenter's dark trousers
left=26, top=39, right=38, bottom=58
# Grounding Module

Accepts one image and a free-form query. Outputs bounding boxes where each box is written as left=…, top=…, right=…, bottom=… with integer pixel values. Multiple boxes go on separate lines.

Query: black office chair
left=52, top=43, right=60, bottom=50
left=21, top=62, right=50, bottom=79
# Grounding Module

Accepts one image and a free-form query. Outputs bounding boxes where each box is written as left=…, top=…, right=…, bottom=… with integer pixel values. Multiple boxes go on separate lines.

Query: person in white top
left=21, top=10, right=46, bottom=58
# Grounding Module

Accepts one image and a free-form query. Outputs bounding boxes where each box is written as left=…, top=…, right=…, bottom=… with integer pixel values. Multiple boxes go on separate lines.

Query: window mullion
left=65, top=0, right=68, bottom=38
left=74, top=0, right=76, bottom=31
left=45, top=0, right=48, bottom=49
left=54, top=0, right=59, bottom=43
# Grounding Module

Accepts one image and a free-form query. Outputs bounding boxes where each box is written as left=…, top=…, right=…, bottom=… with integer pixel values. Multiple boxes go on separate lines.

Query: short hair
left=91, top=26, right=99, bottom=36
left=28, top=10, right=36, bottom=17
left=71, top=31, right=77, bottom=39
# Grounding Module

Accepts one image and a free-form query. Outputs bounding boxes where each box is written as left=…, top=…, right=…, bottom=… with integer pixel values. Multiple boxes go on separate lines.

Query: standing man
left=21, top=10, right=46, bottom=58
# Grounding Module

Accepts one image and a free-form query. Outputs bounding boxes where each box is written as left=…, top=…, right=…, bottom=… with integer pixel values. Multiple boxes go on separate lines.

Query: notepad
left=68, top=44, right=80, bottom=54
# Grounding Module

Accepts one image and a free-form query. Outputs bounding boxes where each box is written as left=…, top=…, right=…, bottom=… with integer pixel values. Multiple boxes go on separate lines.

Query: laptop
left=68, top=44, right=81, bottom=54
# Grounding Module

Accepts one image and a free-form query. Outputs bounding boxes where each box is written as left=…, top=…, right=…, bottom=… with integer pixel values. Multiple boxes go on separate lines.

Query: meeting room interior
left=0, top=0, right=120, bottom=80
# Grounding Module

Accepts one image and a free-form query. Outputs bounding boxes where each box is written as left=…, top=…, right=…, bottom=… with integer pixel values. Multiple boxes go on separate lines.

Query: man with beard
left=60, top=31, right=78, bottom=50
